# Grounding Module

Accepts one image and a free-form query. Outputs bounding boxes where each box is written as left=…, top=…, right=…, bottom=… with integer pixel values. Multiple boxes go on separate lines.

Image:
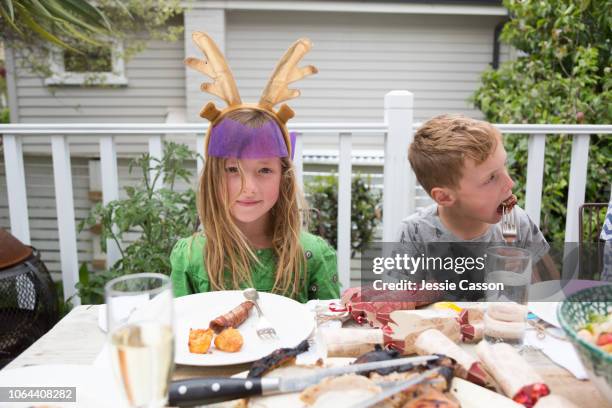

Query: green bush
left=0, top=108, right=9, bottom=124
left=76, top=142, right=199, bottom=304
left=472, top=0, right=611, bottom=242
left=306, top=173, right=381, bottom=256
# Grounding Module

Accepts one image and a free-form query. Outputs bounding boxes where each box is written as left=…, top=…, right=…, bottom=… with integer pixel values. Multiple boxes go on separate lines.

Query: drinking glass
left=484, top=246, right=532, bottom=346
left=105, top=273, right=174, bottom=408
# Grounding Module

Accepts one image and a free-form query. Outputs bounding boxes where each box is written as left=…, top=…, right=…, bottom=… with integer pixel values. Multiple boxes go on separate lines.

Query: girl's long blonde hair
left=197, top=109, right=307, bottom=298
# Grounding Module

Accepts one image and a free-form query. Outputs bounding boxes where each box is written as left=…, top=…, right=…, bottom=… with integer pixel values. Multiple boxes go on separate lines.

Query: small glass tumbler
left=484, top=246, right=532, bottom=346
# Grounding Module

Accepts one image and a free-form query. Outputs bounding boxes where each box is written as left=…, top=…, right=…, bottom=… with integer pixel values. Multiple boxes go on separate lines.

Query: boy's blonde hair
left=197, top=109, right=306, bottom=298
left=408, top=114, right=500, bottom=195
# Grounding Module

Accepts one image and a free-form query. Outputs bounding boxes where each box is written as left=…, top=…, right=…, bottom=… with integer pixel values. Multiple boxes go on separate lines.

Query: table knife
left=168, top=354, right=438, bottom=406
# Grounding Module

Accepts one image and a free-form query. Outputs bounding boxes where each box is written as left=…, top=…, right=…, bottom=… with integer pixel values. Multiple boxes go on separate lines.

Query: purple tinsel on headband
left=208, top=118, right=289, bottom=159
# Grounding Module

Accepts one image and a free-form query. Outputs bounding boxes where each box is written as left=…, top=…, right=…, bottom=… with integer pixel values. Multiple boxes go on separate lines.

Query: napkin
left=524, top=329, right=588, bottom=380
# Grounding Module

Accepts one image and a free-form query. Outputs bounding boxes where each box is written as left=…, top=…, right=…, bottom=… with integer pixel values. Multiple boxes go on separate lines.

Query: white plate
left=0, top=364, right=126, bottom=408
left=174, top=291, right=314, bottom=366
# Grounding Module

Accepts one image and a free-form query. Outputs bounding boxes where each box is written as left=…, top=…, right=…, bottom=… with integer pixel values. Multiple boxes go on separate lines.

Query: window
left=45, top=41, right=127, bottom=86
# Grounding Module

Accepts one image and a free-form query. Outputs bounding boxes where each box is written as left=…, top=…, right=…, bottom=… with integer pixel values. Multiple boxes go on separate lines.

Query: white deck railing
left=2, top=91, right=611, bottom=304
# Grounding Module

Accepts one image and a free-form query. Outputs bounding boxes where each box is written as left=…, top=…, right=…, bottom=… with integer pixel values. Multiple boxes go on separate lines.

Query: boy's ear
left=430, top=187, right=456, bottom=207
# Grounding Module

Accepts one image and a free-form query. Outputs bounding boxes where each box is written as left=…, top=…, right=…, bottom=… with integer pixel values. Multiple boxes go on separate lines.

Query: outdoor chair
left=0, top=229, right=59, bottom=369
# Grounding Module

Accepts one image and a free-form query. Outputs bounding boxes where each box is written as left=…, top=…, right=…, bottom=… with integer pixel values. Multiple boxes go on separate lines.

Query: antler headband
left=185, top=32, right=318, bottom=159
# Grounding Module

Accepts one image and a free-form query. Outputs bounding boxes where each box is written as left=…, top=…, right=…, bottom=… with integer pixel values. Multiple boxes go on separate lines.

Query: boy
left=396, top=114, right=551, bottom=282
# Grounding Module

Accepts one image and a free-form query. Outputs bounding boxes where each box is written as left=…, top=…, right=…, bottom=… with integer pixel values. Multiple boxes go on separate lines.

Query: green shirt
left=169, top=231, right=340, bottom=303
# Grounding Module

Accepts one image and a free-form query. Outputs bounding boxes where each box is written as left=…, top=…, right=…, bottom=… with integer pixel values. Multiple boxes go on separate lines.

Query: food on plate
left=402, top=385, right=460, bottom=408
left=384, top=309, right=461, bottom=355
left=487, top=302, right=528, bottom=323
left=497, top=194, right=517, bottom=215
left=214, top=327, right=244, bottom=352
left=415, top=329, right=494, bottom=388
left=352, top=344, right=417, bottom=376
left=450, top=377, right=523, bottom=408
left=209, top=301, right=254, bottom=333
left=483, top=313, right=525, bottom=341
left=242, top=345, right=463, bottom=408
left=300, top=370, right=458, bottom=408
left=188, top=328, right=213, bottom=354
left=457, top=306, right=486, bottom=343
left=577, top=311, right=612, bottom=353
left=322, top=328, right=382, bottom=357
left=247, top=339, right=309, bottom=377
left=476, top=341, right=550, bottom=407
left=299, top=374, right=382, bottom=407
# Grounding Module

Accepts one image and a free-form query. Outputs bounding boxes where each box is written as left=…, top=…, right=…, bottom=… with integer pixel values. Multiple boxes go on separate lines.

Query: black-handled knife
left=168, top=354, right=438, bottom=407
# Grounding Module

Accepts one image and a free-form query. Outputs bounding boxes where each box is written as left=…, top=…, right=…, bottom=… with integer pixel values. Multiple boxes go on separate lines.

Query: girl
left=170, top=32, right=339, bottom=302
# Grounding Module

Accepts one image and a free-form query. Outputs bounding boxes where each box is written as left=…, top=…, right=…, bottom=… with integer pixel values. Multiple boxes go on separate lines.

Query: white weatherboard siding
left=222, top=10, right=507, bottom=151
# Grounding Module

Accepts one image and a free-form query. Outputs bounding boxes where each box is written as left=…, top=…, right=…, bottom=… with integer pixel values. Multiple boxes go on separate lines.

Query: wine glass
left=105, top=273, right=174, bottom=408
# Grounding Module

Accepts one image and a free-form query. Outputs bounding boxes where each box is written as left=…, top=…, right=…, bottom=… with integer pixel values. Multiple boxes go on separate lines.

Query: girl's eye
left=485, top=174, right=496, bottom=184
left=225, top=166, right=239, bottom=173
left=259, top=167, right=273, bottom=174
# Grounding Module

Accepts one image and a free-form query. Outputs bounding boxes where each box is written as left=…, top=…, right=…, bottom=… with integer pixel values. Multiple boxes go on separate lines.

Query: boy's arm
left=533, top=253, right=561, bottom=282
left=515, top=207, right=559, bottom=281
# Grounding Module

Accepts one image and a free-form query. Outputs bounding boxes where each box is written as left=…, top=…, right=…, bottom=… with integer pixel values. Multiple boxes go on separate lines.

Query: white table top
left=4, top=305, right=611, bottom=407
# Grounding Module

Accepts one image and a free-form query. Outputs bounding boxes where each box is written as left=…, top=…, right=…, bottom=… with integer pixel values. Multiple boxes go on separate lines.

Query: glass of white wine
left=105, top=273, right=174, bottom=408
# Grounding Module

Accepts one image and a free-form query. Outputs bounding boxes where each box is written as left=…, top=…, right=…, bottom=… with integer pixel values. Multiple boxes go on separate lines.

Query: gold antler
left=259, top=38, right=318, bottom=109
left=185, top=32, right=242, bottom=111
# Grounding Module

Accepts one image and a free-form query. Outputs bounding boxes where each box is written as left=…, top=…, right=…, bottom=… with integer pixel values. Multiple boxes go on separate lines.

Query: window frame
left=44, top=40, right=128, bottom=86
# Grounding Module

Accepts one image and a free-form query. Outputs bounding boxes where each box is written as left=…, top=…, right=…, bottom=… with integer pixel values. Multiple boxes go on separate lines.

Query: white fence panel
left=51, top=135, right=80, bottom=305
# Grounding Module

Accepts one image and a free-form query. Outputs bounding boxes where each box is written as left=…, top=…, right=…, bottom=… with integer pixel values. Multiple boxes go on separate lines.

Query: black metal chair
left=0, top=229, right=59, bottom=368
left=578, top=203, right=608, bottom=280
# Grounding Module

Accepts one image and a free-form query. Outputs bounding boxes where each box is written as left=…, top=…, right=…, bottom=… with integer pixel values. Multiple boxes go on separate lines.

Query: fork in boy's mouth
left=496, top=194, right=517, bottom=215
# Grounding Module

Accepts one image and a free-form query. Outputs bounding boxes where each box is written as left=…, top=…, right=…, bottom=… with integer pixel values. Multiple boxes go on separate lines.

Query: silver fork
left=243, top=288, right=279, bottom=340
left=501, top=206, right=517, bottom=242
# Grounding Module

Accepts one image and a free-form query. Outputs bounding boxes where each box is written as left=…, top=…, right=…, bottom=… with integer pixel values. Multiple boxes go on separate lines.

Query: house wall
left=221, top=10, right=508, bottom=151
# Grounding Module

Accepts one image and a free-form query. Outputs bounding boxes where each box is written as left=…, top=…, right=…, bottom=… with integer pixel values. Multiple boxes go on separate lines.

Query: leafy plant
left=306, top=173, right=381, bottom=256
left=1, top=0, right=184, bottom=82
left=472, top=0, right=611, bottom=242
left=76, top=142, right=199, bottom=304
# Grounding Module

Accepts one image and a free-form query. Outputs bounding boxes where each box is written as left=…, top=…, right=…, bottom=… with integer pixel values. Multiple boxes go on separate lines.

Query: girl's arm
left=170, top=238, right=196, bottom=297
left=307, top=236, right=341, bottom=300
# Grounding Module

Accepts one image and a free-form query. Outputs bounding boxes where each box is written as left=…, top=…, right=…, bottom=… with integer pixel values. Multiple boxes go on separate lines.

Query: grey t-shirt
left=395, top=204, right=550, bottom=263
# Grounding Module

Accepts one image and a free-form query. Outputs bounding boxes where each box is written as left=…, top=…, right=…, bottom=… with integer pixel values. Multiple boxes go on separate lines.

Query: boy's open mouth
left=496, top=194, right=517, bottom=215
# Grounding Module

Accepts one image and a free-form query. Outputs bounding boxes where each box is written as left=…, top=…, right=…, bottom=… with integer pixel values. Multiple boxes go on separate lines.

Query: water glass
left=484, top=246, right=532, bottom=346
left=105, top=273, right=174, bottom=408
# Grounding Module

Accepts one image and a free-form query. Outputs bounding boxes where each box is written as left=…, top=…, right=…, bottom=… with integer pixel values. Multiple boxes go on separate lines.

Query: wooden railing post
left=565, top=134, right=591, bottom=243
left=383, top=91, right=414, bottom=241
left=99, top=136, right=122, bottom=268
left=337, top=132, right=352, bottom=291
left=525, top=133, right=546, bottom=227
left=3, top=134, right=30, bottom=244
left=294, top=132, right=304, bottom=189
left=51, top=135, right=80, bottom=305
left=148, top=135, right=164, bottom=190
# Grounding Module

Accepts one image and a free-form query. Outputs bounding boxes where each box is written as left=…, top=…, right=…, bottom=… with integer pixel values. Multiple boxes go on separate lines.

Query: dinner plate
left=0, top=364, right=126, bottom=408
left=174, top=291, right=315, bottom=366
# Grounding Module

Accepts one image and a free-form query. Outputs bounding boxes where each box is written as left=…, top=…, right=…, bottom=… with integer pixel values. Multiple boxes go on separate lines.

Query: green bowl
left=557, top=284, right=612, bottom=403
